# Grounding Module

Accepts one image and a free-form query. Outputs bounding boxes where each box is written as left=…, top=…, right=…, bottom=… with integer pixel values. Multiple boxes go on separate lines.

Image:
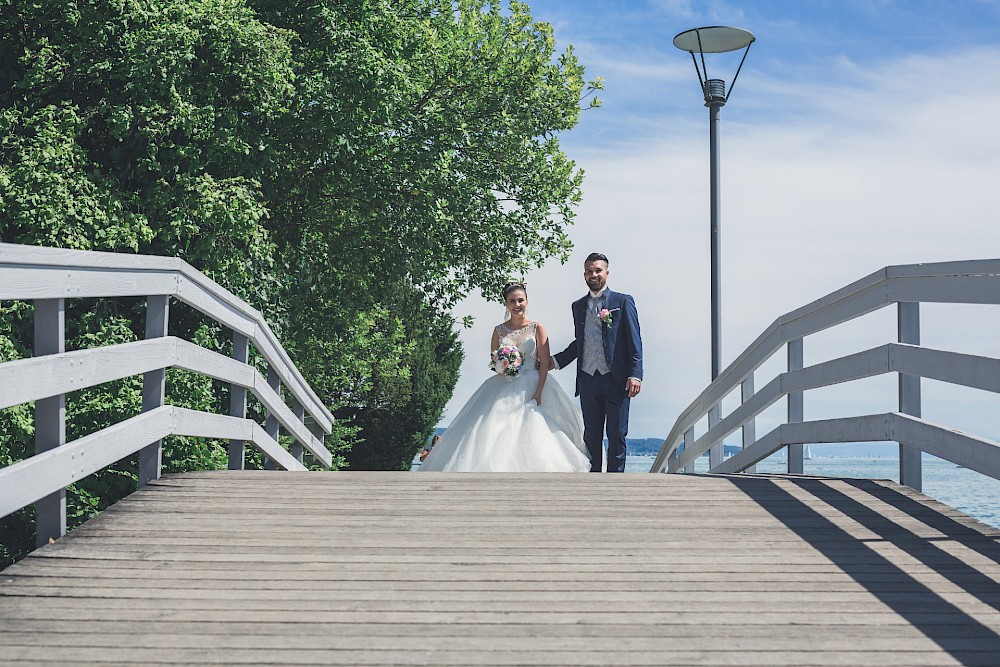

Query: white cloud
left=648, top=0, right=747, bottom=24
left=442, top=47, right=1000, bottom=447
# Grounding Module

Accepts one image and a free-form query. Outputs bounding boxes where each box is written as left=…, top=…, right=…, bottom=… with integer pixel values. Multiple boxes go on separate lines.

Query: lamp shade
left=673, top=26, right=755, bottom=54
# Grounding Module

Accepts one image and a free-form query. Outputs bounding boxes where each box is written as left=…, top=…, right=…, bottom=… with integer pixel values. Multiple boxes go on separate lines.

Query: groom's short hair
left=585, top=252, right=609, bottom=265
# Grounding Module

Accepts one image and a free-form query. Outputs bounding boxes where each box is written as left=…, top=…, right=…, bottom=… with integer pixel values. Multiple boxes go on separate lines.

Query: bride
left=418, top=281, right=590, bottom=472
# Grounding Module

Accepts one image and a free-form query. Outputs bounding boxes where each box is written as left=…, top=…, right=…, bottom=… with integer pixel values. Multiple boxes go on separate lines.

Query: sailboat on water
left=804, top=446, right=814, bottom=461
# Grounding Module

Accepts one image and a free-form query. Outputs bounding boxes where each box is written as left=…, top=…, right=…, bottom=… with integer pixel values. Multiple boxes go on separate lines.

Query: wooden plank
left=889, top=274, right=1000, bottom=305
left=0, top=264, right=179, bottom=300
left=891, top=413, right=1000, bottom=480
left=885, top=257, right=1000, bottom=278
left=2, top=618, right=994, bottom=639
left=0, top=337, right=330, bottom=467
left=713, top=414, right=896, bottom=474
left=171, top=409, right=305, bottom=472
left=891, top=343, right=1000, bottom=395
left=0, top=645, right=989, bottom=667
left=0, top=409, right=306, bottom=517
left=5, top=472, right=1000, bottom=665
left=0, top=407, right=174, bottom=518
left=2, top=629, right=992, bottom=653
left=2, top=600, right=996, bottom=624
left=0, top=338, right=174, bottom=410
left=8, top=577, right=993, bottom=595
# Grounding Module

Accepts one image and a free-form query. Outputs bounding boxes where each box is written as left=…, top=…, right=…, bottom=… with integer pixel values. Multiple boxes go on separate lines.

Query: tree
left=344, top=284, right=464, bottom=470
left=255, top=0, right=598, bottom=468
left=0, top=0, right=301, bottom=567
left=254, top=0, right=599, bottom=304
left=0, top=0, right=595, bottom=566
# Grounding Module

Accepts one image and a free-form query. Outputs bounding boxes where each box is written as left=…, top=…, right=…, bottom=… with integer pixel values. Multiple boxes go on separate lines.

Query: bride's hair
left=502, top=281, right=527, bottom=300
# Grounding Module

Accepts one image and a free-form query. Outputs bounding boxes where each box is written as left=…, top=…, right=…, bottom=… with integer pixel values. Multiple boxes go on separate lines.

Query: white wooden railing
left=651, top=259, right=1000, bottom=490
left=0, top=243, right=334, bottom=547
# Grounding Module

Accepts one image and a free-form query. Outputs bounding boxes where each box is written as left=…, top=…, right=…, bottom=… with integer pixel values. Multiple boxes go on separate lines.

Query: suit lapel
left=574, top=296, right=588, bottom=357
left=574, top=296, right=587, bottom=328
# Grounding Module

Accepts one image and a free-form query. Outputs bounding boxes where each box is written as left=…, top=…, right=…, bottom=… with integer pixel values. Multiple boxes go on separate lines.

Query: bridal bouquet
left=489, top=345, right=523, bottom=379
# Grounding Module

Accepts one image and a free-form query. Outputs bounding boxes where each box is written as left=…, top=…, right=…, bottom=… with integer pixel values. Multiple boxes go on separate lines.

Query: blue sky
left=538, top=0, right=1000, bottom=148
left=442, top=0, right=1000, bottom=450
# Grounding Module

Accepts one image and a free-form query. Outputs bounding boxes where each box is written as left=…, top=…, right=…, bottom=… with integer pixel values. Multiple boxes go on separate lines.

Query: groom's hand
left=626, top=378, right=642, bottom=398
left=548, top=358, right=556, bottom=371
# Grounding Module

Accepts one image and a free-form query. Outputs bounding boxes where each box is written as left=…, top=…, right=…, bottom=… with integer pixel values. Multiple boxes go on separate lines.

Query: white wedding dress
left=419, top=321, right=590, bottom=472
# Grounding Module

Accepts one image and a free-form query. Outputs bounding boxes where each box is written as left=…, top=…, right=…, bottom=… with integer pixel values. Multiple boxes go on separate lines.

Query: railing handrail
left=0, top=242, right=332, bottom=430
left=663, top=342, right=1000, bottom=473
left=652, top=258, right=1000, bottom=476
left=0, top=406, right=307, bottom=519
left=0, top=242, right=335, bottom=547
left=709, top=412, right=1000, bottom=480
left=0, top=336, right=332, bottom=466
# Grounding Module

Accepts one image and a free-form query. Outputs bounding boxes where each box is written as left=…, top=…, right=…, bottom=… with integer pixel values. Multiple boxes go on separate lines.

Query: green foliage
left=0, top=0, right=593, bottom=567
left=256, top=0, right=592, bottom=306
left=344, top=285, right=464, bottom=470
left=0, top=301, right=34, bottom=567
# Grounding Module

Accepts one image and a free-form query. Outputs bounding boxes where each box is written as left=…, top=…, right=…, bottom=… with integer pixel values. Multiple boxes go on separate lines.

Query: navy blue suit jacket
left=553, top=289, right=643, bottom=396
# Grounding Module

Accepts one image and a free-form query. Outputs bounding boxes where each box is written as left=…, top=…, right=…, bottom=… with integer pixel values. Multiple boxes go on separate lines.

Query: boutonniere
left=596, top=307, right=620, bottom=328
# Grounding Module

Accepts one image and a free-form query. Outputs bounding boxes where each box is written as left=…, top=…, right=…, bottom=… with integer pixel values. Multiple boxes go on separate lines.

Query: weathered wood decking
left=4, top=471, right=1000, bottom=665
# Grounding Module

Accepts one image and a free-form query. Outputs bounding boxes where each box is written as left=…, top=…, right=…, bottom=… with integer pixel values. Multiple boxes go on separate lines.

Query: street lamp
left=673, top=26, right=755, bottom=381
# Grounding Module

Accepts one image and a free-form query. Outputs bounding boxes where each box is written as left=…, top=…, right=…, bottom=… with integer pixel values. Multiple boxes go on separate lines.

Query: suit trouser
left=579, top=370, right=630, bottom=473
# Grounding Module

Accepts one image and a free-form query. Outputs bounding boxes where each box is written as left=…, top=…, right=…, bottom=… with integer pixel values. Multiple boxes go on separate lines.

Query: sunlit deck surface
left=4, top=471, right=1000, bottom=665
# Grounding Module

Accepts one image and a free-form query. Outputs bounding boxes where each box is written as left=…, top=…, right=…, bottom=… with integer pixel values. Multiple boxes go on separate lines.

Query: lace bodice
left=496, top=321, right=538, bottom=368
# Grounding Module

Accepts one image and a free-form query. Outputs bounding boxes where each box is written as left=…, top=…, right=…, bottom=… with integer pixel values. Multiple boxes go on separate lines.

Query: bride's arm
left=533, top=323, right=550, bottom=405
left=490, top=327, right=502, bottom=376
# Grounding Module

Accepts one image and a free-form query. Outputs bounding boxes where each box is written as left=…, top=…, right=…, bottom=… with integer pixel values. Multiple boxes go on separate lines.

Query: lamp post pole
left=708, top=87, right=723, bottom=379
left=673, top=26, right=754, bottom=382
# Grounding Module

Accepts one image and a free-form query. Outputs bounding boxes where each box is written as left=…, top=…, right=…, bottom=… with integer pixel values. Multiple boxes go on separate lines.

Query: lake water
left=626, top=454, right=1000, bottom=530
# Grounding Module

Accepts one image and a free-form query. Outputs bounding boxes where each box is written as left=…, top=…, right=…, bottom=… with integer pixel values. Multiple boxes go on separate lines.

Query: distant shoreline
left=430, top=428, right=906, bottom=458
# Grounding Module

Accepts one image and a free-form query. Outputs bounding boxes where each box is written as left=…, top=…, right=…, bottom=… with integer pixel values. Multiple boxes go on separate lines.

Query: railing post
left=228, top=332, right=249, bottom=470
left=308, top=421, right=326, bottom=467
left=139, top=295, right=169, bottom=487
left=683, top=426, right=696, bottom=474
left=898, top=302, right=922, bottom=491
left=787, top=338, right=804, bottom=474
left=290, top=400, right=305, bottom=464
left=34, top=298, right=66, bottom=547
left=263, top=365, right=281, bottom=470
left=708, top=404, right=723, bottom=469
left=741, top=374, right=757, bottom=474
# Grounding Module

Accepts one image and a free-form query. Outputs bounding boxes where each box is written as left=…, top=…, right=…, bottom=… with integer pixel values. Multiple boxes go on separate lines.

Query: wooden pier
left=4, top=471, right=1000, bottom=665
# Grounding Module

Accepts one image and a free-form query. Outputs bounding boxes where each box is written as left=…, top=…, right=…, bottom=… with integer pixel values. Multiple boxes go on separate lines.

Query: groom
left=552, top=253, right=643, bottom=472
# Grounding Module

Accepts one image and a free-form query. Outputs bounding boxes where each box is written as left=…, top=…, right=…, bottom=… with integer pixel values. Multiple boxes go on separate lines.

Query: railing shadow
left=729, top=474, right=1000, bottom=665
left=842, top=478, right=1000, bottom=565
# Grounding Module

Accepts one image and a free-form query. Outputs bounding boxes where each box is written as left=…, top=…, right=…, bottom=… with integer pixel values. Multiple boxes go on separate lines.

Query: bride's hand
left=531, top=393, right=542, bottom=406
